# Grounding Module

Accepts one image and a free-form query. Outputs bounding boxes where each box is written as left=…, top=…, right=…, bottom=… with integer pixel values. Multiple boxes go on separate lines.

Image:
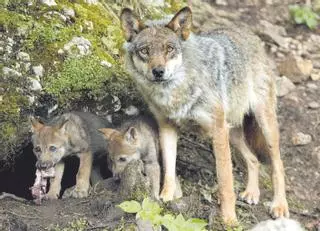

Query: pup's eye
left=49, top=146, right=57, bottom=152
left=167, top=45, right=174, bottom=53
left=34, top=146, right=41, bottom=153
left=139, top=48, right=149, bottom=55
left=118, top=157, right=127, bottom=162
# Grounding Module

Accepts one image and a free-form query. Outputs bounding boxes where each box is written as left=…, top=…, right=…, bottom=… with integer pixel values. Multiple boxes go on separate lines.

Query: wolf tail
left=243, top=113, right=270, bottom=164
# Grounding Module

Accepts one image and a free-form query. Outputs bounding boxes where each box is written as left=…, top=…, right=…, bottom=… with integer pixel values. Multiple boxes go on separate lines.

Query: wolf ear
left=120, top=8, right=146, bottom=42
left=56, top=119, right=69, bottom=134
left=30, top=116, right=44, bottom=132
left=125, top=127, right=138, bottom=144
left=166, top=7, right=192, bottom=40
left=99, top=128, right=117, bottom=140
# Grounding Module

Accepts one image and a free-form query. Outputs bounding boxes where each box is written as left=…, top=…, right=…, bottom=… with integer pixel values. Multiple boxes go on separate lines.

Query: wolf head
left=121, top=7, right=192, bottom=84
left=99, top=127, right=141, bottom=178
left=30, top=117, right=70, bottom=169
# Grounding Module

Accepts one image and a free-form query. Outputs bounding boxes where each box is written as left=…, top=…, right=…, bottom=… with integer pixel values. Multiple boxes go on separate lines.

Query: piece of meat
left=30, top=168, right=55, bottom=205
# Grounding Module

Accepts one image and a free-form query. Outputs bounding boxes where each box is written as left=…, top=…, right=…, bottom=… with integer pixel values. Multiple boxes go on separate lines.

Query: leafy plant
left=118, top=198, right=208, bottom=231
left=289, top=4, right=319, bottom=29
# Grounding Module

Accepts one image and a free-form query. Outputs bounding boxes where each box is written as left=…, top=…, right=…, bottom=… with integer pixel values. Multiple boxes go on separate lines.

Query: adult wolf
left=120, top=7, right=289, bottom=224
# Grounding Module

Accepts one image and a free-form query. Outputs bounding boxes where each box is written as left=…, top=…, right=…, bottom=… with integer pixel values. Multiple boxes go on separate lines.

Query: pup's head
left=30, top=117, right=70, bottom=169
left=99, top=127, right=141, bottom=178
left=121, top=7, right=192, bottom=83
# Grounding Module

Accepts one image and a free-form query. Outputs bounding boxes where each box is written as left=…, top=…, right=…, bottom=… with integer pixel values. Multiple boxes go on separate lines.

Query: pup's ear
left=99, top=128, right=118, bottom=140
left=30, top=116, right=44, bottom=132
left=124, top=127, right=138, bottom=144
left=56, top=118, right=69, bottom=134
left=120, top=8, right=146, bottom=42
left=166, top=7, right=192, bottom=40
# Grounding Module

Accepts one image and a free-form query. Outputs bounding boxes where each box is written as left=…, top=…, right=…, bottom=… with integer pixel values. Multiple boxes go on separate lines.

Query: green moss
left=45, top=55, right=132, bottom=103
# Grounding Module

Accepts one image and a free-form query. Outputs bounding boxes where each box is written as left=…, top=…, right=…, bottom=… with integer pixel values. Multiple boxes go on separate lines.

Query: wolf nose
left=152, top=67, right=165, bottom=80
left=36, top=160, right=53, bottom=169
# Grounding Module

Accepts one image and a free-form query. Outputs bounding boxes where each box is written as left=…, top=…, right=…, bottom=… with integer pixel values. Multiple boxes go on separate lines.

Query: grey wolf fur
left=120, top=6, right=289, bottom=224
left=31, top=111, right=112, bottom=199
left=99, top=115, right=182, bottom=199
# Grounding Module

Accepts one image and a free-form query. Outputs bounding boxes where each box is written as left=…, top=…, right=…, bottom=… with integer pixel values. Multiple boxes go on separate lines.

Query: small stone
left=123, top=105, right=139, bottom=116
left=32, top=65, right=44, bottom=78
left=3, top=67, right=22, bottom=77
left=63, top=8, right=75, bottom=18
left=277, top=55, right=313, bottom=83
left=84, top=0, right=98, bottom=4
left=40, top=0, right=56, bottom=6
left=28, top=78, right=42, bottom=91
left=17, top=52, right=30, bottom=61
left=215, top=0, right=228, bottom=6
left=306, top=83, right=318, bottom=90
left=28, top=96, right=35, bottom=104
left=276, top=76, right=296, bottom=97
left=63, top=36, right=91, bottom=57
left=100, top=60, right=112, bottom=68
left=310, top=72, right=320, bottom=81
left=292, top=132, right=312, bottom=146
left=308, top=101, right=320, bottom=109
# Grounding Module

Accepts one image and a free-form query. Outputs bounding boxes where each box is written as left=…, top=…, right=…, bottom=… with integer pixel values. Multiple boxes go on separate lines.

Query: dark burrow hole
left=0, top=143, right=112, bottom=200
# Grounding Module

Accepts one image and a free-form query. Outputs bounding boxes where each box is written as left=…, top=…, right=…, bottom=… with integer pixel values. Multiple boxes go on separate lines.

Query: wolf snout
left=152, top=67, right=165, bottom=81
left=36, top=160, right=54, bottom=169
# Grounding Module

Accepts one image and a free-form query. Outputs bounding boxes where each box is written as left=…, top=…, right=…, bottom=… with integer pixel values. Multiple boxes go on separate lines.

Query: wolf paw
left=63, top=186, right=89, bottom=199
left=269, top=199, right=289, bottom=218
left=239, top=188, right=260, bottom=205
left=45, top=191, right=59, bottom=200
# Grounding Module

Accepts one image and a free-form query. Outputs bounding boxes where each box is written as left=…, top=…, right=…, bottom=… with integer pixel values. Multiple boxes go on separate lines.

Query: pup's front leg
left=144, top=162, right=161, bottom=200
left=46, top=161, right=65, bottom=199
left=63, top=152, right=93, bottom=198
left=158, top=121, right=179, bottom=201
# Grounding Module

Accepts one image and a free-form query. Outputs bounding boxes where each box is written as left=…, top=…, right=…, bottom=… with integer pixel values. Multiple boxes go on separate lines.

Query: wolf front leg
left=158, top=120, right=179, bottom=201
left=212, top=105, right=237, bottom=225
left=46, top=161, right=65, bottom=199
left=63, top=152, right=93, bottom=198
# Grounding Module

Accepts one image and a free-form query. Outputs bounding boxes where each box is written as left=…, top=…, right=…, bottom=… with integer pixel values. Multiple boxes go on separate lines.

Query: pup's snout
left=152, top=67, right=165, bottom=81
left=36, top=160, right=54, bottom=169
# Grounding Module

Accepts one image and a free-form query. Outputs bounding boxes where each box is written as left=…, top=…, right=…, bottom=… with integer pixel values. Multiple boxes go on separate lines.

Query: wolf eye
left=34, top=146, right=41, bottom=153
left=139, top=48, right=149, bottom=55
left=167, top=45, right=174, bottom=53
left=118, top=157, right=127, bottom=162
left=49, top=146, right=57, bottom=152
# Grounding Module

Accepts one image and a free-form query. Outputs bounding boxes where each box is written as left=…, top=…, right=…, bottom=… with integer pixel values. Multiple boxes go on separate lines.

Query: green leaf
left=141, top=198, right=162, bottom=215
left=187, top=218, right=208, bottom=231
left=117, top=200, right=142, bottom=213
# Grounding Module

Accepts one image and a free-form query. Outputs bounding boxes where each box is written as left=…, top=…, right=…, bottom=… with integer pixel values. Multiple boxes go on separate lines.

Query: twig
left=290, top=209, right=319, bottom=219
left=0, top=192, right=27, bottom=202
left=181, top=136, right=212, bottom=153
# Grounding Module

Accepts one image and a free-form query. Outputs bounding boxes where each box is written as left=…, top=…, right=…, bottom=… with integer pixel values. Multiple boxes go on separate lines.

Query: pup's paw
left=45, top=191, right=59, bottom=200
left=63, top=186, right=89, bottom=199
left=269, top=198, right=289, bottom=218
left=239, top=188, right=260, bottom=205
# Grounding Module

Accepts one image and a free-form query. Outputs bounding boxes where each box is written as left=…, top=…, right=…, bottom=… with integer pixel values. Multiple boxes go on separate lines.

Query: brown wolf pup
left=120, top=7, right=289, bottom=224
left=99, top=115, right=182, bottom=200
left=31, top=111, right=111, bottom=199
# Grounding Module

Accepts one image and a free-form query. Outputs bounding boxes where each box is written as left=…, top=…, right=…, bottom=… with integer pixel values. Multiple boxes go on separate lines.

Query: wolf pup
left=99, top=115, right=182, bottom=200
left=120, top=7, right=289, bottom=224
left=31, top=111, right=111, bottom=199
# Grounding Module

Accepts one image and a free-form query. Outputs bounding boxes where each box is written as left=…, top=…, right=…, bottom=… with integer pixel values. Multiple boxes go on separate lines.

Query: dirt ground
left=0, top=1, right=319, bottom=231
